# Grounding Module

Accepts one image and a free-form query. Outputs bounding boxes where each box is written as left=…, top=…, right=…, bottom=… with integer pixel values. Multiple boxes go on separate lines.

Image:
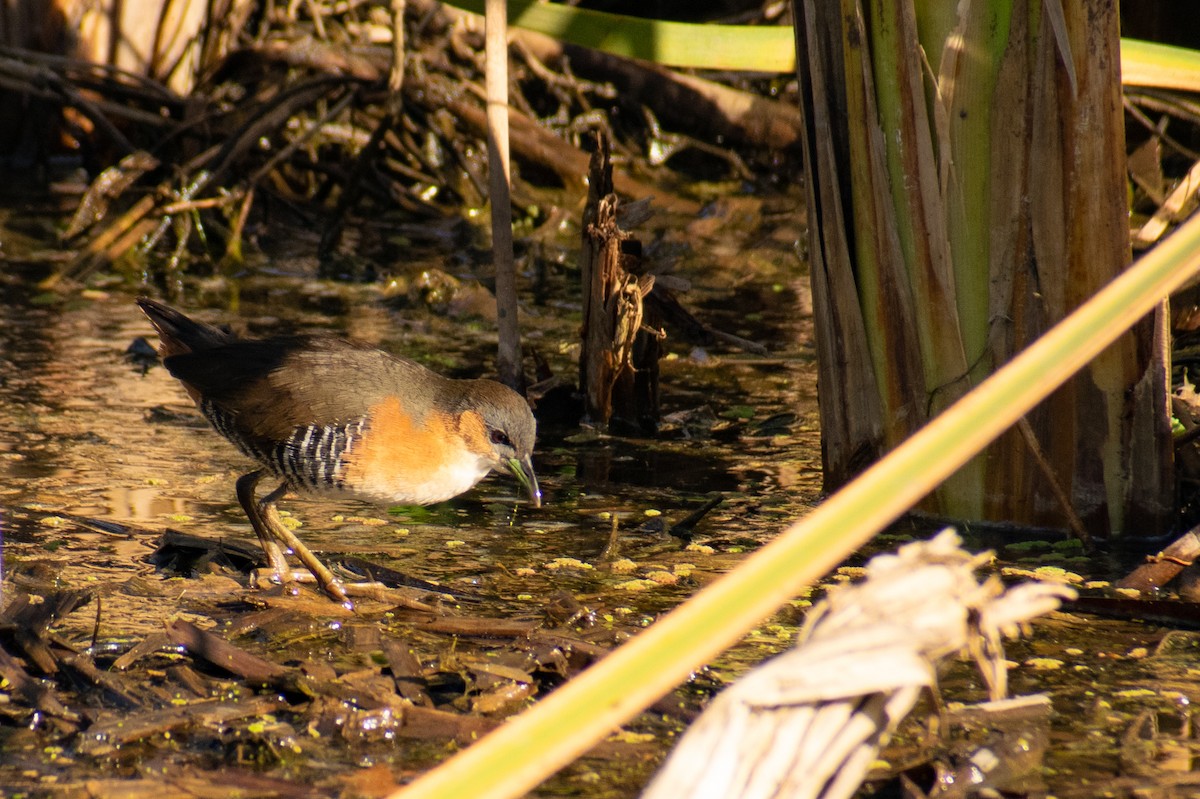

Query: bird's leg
left=256, top=480, right=350, bottom=604
left=236, top=470, right=350, bottom=604
left=236, top=470, right=291, bottom=576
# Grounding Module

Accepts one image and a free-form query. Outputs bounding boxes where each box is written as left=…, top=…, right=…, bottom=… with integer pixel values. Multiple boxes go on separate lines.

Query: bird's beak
left=505, top=455, right=541, bottom=508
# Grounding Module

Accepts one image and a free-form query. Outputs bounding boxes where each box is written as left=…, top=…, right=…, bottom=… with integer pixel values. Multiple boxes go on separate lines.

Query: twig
left=668, top=496, right=725, bottom=541
left=1016, top=417, right=1095, bottom=552
left=1134, top=155, right=1200, bottom=248
left=249, top=86, right=360, bottom=184
left=0, top=54, right=138, bottom=153
left=42, top=195, right=158, bottom=289
left=158, top=194, right=243, bottom=215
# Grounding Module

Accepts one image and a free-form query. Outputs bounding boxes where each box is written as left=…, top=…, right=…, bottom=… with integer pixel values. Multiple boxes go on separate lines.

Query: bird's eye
left=490, top=430, right=512, bottom=448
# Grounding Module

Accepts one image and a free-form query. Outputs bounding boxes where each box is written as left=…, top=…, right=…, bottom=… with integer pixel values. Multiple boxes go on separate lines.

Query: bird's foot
left=250, top=568, right=438, bottom=610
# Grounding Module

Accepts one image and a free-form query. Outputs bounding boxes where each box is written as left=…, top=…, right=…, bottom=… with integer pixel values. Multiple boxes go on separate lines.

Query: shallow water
left=2, top=193, right=1191, bottom=798
left=0, top=239, right=823, bottom=617
left=0, top=195, right=828, bottom=793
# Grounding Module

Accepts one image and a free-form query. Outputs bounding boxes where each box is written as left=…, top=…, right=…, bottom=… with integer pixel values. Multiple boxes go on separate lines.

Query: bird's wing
left=163, top=336, right=444, bottom=441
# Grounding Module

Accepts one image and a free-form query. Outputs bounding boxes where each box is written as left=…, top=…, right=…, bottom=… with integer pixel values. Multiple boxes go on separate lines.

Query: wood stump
left=578, top=134, right=662, bottom=433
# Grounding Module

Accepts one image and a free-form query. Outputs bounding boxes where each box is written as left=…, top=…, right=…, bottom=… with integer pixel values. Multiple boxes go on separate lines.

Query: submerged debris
left=0, top=541, right=686, bottom=794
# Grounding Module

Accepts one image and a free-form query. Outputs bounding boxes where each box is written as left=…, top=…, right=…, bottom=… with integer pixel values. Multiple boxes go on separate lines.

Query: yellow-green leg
left=236, top=469, right=350, bottom=605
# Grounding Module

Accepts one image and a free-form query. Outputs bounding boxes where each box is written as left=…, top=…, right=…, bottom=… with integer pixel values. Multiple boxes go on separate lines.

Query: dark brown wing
left=163, top=336, right=450, bottom=441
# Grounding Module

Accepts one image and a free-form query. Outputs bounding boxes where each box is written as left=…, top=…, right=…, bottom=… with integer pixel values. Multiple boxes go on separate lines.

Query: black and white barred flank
left=200, top=399, right=365, bottom=491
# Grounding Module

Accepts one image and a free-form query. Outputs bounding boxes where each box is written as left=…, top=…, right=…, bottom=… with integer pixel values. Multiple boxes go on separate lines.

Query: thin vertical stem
left=486, top=0, right=523, bottom=391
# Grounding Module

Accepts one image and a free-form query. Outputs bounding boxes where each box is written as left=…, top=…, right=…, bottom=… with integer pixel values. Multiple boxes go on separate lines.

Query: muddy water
left=0, top=254, right=823, bottom=632
left=0, top=201, right=828, bottom=793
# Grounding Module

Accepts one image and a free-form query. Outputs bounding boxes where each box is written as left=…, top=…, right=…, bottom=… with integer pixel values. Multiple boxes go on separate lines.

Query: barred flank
left=200, top=399, right=365, bottom=491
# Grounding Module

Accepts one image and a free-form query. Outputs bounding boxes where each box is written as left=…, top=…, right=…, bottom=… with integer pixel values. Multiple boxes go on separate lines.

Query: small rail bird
left=137, top=298, right=540, bottom=603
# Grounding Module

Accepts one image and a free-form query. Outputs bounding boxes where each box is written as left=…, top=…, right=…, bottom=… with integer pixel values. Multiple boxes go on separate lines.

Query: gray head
left=452, top=380, right=540, bottom=507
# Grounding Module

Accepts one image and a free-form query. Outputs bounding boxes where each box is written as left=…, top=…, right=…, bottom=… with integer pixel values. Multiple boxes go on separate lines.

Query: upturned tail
left=136, top=298, right=235, bottom=358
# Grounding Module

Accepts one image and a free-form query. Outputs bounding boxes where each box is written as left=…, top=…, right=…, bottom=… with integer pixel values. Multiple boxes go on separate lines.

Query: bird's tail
left=136, top=298, right=234, bottom=358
